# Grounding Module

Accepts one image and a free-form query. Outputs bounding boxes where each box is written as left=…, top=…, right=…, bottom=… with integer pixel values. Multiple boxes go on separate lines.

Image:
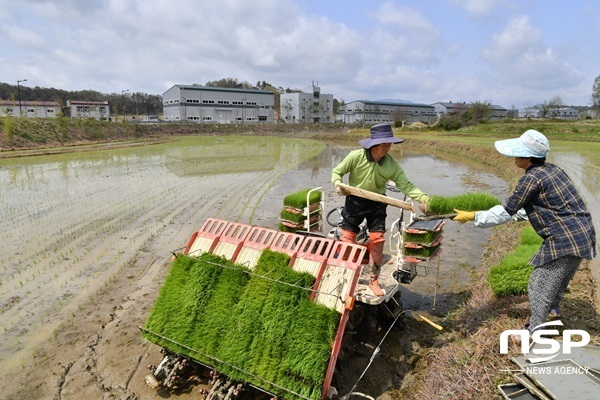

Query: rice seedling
left=143, top=250, right=340, bottom=400
left=487, top=226, right=540, bottom=296
left=282, top=188, right=322, bottom=209
left=403, top=243, right=441, bottom=259
left=403, top=229, right=442, bottom=245
left=279, top=209, right=306, bottom=224
left=427, top=193, right=501, bottom=215
left=520, top=226, right=543, bottom=246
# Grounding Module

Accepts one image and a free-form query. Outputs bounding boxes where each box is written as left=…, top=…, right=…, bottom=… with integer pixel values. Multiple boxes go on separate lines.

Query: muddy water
left=259, top=143, right=509, bottom=313
left=2, top=134, right=596, bottom=383
left=0, top=136, right=326, bottom=372
left=548, top=141, right=600, bottom=305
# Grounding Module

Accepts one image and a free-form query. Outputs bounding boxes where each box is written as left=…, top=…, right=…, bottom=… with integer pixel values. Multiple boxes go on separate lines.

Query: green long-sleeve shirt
left=331, top=149, right=427, bottom=202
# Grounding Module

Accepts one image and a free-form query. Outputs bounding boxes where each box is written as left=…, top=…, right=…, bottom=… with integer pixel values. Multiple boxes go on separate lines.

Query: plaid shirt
left=504, top=163, right=596, bottom=266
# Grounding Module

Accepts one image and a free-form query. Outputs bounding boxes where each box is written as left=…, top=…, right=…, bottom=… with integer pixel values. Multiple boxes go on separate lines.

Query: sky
left=1, top=0, right=599, bottom=108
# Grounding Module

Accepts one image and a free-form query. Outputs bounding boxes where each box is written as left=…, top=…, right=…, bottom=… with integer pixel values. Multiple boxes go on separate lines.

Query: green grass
left=487, top=226, right=543, bottom=296
left=428, top=193, right=501, bottom=215
left=143, top=250, right=340, bottom=400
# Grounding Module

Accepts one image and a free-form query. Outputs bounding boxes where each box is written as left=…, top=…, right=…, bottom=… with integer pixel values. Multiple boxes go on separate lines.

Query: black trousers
left=340, top=195, right=387, bottom=234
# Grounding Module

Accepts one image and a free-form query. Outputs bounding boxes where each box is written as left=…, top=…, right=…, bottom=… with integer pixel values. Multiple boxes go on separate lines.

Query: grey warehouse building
left=337, top=100, right=437, bottom=125
left=162, top=85, right=275, bottom=123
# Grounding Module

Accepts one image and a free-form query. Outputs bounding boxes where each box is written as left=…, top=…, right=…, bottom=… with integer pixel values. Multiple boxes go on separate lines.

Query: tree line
left=0, top=78, right=313, bottom=118
left=0, top=78, right=347, bottom=119
left=0, top=82, right=163, bottom=116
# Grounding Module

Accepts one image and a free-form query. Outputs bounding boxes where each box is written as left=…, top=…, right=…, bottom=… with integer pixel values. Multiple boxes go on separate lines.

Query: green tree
left=540, top=95, right=563, bottom=118
left=468, top=101, right=492, bottom=123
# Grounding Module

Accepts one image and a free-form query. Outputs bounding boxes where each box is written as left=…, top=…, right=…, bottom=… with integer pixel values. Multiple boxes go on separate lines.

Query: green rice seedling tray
left=284, top=202, right=322, bottom=215
left=280, top=215, right=322, bottom=228
left=402, top=243, right=441, bottom=259
left=403, top=220, right=444, bottom=245
left=427, top=192, right=501, bottom=215
left=283, top=188, right=322, bottom=209
left=402, top=236, right=443, bottom=260
left=403, top=229, right=443, bottom=246
left=280, top=209, right=308, bottom=224
left=143, top=251, right=341, bottom=400
left=403, top=220, right=443, bottom=246
left=280, top=209, right=323, bottom=223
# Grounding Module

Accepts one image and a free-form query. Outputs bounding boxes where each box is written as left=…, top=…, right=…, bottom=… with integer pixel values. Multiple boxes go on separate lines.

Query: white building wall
left=162, top=85, right=275, bottom=123
left=338, top=100, right=436, bottom=124
left=66, top=100, right=110, bottom=120
left=0, top=101, right=60, bottom=118
left=280, top=87, right=334, bottom=123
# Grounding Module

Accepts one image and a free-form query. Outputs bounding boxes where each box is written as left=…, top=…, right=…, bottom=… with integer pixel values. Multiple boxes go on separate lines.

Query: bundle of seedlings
left=427, top=192, right=501, bottom=215
left=487, top=226, right=542, bottom=296
left=403, top=241, right=442, bottom=259
left=403, top=225, right=443, bottom=245
left=279, top=188, right=323, bottom=233
left=143, top=250, right=340, bottom=400
left=283, top=188, right=322, bottom=211
left=143, top=253, right=249, bottom=356
left=219, top=250, right=340, bottom=399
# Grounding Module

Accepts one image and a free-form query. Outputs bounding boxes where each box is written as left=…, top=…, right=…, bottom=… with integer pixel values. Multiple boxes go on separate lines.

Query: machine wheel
left=145, top=373, right=160, bottom=389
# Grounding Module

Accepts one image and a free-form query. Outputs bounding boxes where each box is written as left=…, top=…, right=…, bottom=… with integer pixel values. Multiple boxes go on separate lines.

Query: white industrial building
left=433, top=101, right=507, bottom=120
left=546, top=107, right=579, bottom=120
left=337, top=100, right=437, bottom=125
left=279, top=84, right=334, bottom=123
left=518, top=107, right=580, bottom=119
left=0, top=100, right=60, bottom=118
left=65, top=100, right=110, bottom=120
left=432, top=101, right=468, bottom=116
left=162, top=85, right=275, bottom=123
left=518, top=107, right=543, bottom=118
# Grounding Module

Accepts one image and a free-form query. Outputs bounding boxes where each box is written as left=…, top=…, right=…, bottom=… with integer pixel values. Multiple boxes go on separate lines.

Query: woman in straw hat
left=453, top=129, right=596, bottom=333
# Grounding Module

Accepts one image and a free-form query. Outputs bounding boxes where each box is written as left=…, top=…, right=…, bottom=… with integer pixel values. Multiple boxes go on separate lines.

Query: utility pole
left=17, top=79, right=27, bottom=117
left=121, top=89, right=129, bottom=122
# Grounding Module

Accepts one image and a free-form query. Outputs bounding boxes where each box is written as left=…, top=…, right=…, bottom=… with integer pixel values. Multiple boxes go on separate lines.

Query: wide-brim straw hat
left=360, top=123, right=404, bottom=149
left=495, top=129, right=550, bottom=158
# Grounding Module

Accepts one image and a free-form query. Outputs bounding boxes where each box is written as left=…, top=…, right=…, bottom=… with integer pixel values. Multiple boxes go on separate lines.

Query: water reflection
left=0, top=135, right=326, bottom=372
left=548, top=141, right=600, bottom=303
left=166, top=142, right=280, bottom=176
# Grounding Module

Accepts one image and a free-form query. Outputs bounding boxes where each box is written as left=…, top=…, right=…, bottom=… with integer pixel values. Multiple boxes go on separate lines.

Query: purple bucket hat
left=360, top=123, right=404, bottom=149
left=495, top=129, right=550, bottom=158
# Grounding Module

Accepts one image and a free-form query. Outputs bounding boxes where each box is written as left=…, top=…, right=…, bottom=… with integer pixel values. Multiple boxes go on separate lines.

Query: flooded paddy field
left=0, top=135, right=597, bottom=400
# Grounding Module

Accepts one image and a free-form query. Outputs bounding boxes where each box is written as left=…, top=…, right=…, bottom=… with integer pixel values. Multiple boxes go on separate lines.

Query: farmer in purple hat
left=453, top=129, right=596, bottom=334
left=332, top=123, right=429, bottom=296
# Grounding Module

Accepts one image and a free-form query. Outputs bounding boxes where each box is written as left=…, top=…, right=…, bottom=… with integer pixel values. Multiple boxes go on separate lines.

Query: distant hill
left=375, top=98, right=415, bottom=104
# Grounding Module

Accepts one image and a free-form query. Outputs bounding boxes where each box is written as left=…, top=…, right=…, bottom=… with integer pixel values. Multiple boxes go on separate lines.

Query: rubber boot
left=367, top=231, right=385, bottom=297
left=340, top=229, right=357, bottom=244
